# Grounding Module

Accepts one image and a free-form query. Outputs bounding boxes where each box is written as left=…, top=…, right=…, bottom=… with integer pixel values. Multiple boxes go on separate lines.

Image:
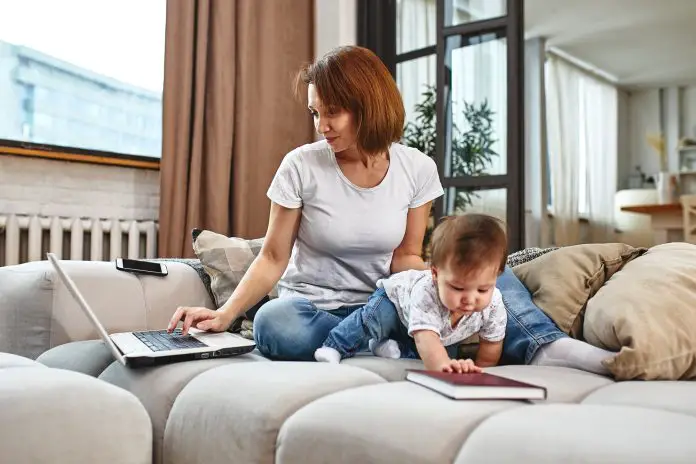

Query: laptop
left=47, top=252, right=256, bottom=368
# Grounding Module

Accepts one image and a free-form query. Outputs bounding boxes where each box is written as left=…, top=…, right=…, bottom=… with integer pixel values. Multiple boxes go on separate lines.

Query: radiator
left=0, top=214, right=158, bottom=267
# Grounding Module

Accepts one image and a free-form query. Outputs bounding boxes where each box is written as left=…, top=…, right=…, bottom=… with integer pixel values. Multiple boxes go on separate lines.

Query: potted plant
left=402, top=84, right=500, bottom=258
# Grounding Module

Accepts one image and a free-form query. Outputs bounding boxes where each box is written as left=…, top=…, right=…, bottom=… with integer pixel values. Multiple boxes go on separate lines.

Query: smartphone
left=115, top=258, right=168, bottom=277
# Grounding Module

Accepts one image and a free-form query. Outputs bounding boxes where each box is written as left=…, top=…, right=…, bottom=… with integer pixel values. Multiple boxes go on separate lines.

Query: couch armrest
left=0, top=259, right=214, bottom=359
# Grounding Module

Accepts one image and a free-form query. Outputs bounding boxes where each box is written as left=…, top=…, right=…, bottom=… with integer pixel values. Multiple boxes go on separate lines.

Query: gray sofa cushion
left=37, top=339, right=114, bottom=376
left=455, top=404, right=696, bottom=463
left=163, top=362, right=385, bottom=464
left=0, top=261, right=55, bottom=358
left=1, top=354, right=152, bottom=464
left=99, top=353, right=268, bottom=464
left=277, top=380, right=522, bottom=464
left=582, top=381, right=696, bottom=417
left=24, top=340, right=696, bottom=463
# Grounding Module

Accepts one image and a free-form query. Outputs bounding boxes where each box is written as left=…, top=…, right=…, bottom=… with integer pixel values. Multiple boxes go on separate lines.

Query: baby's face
left=432, top=262, right=499, bottom=316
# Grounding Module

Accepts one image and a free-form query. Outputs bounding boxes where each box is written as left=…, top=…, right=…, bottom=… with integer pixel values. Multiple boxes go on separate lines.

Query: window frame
left=0, top=138, right=160, bottom=170
left=357, top=0, right=526, bottom=251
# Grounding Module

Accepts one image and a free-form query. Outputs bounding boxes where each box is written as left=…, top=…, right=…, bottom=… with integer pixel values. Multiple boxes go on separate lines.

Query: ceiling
left=524, top=0, right=696, bottom=89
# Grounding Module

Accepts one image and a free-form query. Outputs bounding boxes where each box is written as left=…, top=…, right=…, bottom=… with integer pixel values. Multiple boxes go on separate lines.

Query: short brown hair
left=430, top=214, right=508, bottom=274
left=295, top=46, right=405, bottom=155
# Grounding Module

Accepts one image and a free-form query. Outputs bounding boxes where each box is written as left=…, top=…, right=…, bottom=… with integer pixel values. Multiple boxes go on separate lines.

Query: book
left=405, top=370, right=547, bottom=400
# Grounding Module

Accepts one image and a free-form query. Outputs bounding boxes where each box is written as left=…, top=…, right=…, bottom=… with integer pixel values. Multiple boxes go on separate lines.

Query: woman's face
left=308, top=84, right=357, bottom=153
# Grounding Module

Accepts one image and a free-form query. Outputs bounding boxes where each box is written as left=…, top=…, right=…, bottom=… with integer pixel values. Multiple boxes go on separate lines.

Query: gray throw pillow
left=192, top=229, right=276, bottom=312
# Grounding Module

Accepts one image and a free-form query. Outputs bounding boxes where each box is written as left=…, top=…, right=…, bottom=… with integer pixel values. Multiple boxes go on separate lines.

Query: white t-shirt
left=378, top=269, right=507, bottom=346
left=266, top=140, right=444, bottom=309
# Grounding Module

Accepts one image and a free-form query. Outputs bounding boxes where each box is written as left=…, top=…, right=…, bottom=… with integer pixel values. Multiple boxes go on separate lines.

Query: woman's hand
left=167, top=306, right=234, bottom=335
left=439, top=358, right=482, bottom=374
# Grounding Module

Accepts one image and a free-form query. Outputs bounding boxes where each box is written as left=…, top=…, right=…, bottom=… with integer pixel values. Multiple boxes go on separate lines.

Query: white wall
left=621, top=85, right=696, bottom=187
left=312, top=0, right=356, bottom=142
left=624, top=89, right=661, bottom=183
left=681, top=87, right=696, bottom=140
left=314, top=0, right=356, bottom=60
left=0, top=155, right=159, bottom=221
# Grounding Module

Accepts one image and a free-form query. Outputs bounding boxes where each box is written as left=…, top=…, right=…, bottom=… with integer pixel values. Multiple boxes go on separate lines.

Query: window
left=0, top=0, right=166, bottom=159
left=358, top=0, right=525, bottom=251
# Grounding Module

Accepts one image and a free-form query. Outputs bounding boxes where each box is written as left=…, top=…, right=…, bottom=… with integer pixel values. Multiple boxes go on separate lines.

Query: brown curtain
left=159, top=0, right=315, bottom=258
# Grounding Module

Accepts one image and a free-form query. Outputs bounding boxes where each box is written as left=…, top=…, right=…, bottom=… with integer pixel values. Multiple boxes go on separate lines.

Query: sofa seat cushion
left=163, top=362, right=386, bottom=464
left=342, top=355, right=426, bottom=381
left=0, top=352, right=44, bottom=369
left=1, top=355, right=152, bottom=464
left=455, top=404, right=696, bottom=464
left=37, top=339, right=115, bottom=376
left=276, top=365, right=694, bottom=464
left=277, top=381, right=524, bottom=464
left=582, top=381, right=696, bottom=417
left=98, top=353, right=268, bottom=464
left=478, top=365, right=614, bottom=403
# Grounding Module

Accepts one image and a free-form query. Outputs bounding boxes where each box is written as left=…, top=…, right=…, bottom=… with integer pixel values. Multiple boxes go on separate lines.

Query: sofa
left=1, top=254, right=696, bottom=464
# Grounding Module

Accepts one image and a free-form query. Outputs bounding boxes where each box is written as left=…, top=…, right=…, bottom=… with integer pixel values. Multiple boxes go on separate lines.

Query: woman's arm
left=218, top=202, right=301, bottom=319
left=390, top=201, right=432, bottom=273
left=170, top=202, right=301, bottom=334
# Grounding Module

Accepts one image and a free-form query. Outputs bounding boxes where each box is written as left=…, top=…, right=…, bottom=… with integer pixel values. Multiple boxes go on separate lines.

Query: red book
left=406, top=370, right=547, bottom=400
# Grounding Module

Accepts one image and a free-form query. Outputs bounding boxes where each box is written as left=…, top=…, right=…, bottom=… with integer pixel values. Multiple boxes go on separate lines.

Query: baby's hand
left=439, top=358, right=482, bottom=374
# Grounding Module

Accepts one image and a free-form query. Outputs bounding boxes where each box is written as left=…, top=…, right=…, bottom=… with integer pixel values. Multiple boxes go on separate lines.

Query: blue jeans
left=254, top=266, right=566, bottom=364
left=497, top=265, right=567, bottom=364
left=320, top=288, right=459, bottom=360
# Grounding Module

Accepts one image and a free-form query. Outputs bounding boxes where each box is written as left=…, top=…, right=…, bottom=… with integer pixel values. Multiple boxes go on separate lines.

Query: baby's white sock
left=369, top=339, right=401, bottom=359
left=314, top=346, right=341, bottom=364
left=530, top=337, right=614, bottom=376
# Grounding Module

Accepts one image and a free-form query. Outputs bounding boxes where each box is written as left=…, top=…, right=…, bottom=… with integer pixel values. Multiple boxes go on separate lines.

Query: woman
left=167, top=46, right=612, bottom=375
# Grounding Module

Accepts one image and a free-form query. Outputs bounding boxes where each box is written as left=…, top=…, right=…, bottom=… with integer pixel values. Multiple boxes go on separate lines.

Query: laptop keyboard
left=133, top=329, right=207, bottom=352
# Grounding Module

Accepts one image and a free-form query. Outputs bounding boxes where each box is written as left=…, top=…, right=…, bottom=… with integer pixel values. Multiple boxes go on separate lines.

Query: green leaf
left=401, top=84, right=501, bottom=257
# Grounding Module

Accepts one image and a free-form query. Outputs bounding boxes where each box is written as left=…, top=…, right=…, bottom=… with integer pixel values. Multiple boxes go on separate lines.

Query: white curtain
left=584, top=72, right=618, bottom=242
left=545, top=54, right=618, bottom=245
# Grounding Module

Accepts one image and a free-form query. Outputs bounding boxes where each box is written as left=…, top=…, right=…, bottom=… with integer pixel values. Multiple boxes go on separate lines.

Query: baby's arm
left=413, top=330, right=451, bottom=371
left=408, top=282, right=481, bottom=373
left=475, top=289, right=508, bottom=367
left=413, top=330, right=481, bottom=373
left=476, top=339, right=503, bottom=367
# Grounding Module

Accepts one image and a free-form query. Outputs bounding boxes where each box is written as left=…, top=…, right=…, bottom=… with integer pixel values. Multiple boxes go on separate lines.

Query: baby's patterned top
left=377, top=269, right=507, bottom=346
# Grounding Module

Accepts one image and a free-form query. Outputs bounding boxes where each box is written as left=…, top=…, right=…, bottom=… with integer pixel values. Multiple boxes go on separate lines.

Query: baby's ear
left=430, top=266, right=439, bottom=280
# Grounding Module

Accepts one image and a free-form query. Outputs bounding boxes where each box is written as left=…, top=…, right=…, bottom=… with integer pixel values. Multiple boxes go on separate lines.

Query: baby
left=314, top=213, right=509, bottom=373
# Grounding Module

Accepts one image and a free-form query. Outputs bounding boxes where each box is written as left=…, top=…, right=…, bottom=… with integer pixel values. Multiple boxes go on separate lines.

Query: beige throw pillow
left=512, top=243, right=646, bottom=338
left=583, top=242, right=696, bottom=380
left=192, top=229, right=273, bottom=309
